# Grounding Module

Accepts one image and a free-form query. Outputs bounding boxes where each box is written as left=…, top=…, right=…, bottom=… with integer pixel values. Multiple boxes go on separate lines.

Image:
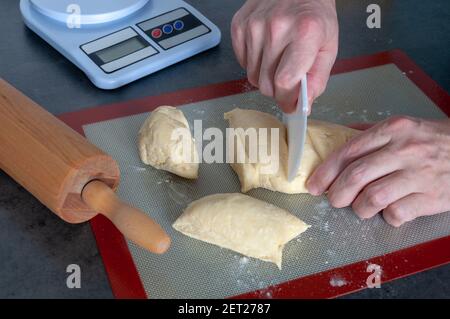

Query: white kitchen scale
left=20, top=0, right=221, bottom=89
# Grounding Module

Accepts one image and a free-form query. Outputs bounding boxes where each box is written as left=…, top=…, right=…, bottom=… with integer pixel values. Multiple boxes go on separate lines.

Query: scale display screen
left=80, top=27, right=159, bottom=73
left=95, top=37, right=147, bottom=64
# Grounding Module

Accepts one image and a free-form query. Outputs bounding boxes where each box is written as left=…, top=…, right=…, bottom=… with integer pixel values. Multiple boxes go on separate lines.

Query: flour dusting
left=239, top=256, right=249, bottom=265
left=329, top=277, right=347, bottom=287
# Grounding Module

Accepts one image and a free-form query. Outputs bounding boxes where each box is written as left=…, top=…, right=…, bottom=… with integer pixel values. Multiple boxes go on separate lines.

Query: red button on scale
left=151, top=28, right=162, bottom=39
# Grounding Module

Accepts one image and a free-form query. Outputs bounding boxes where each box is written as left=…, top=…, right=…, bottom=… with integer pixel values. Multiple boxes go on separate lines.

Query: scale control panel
left=80, top=7, right=211, bottom=74
left=137, top=8, right=210, bottom=50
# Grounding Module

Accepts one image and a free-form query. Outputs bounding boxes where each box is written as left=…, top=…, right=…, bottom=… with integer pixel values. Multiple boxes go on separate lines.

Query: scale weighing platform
left=20, top=0, right=221, bottom=89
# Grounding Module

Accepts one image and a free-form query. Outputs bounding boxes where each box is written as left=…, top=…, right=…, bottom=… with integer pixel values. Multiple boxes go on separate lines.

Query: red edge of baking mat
left=58, top=49, right=450, bottom=299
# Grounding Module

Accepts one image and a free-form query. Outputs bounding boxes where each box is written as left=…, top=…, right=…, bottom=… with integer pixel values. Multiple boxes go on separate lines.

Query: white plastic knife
left=283, top=74, right=309, bottom=182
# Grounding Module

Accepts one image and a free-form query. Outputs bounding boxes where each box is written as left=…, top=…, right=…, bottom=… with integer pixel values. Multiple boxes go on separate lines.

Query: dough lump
left=173, top=193, right=310, bottom=269
left=224, top=108, right=359, bottom=193
left=138, top=106, right=199, bottom=179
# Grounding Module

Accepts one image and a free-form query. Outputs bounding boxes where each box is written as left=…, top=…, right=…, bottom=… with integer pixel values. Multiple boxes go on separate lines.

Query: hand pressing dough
left=173, top=193, right=310, bottom=269
left=138, top=106, right=199, bottom=179
left=224, top=108, right=360, bottom=194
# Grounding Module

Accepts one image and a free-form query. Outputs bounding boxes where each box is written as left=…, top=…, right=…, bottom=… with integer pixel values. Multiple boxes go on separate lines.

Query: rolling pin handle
left=81, top=180, right=171, bottom=254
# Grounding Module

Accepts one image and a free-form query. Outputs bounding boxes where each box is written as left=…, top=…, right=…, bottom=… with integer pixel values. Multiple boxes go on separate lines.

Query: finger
left=382, top=193, right=436, bottom=227
left=307, top=49, right=337, bottom=103
left=258, top=43, right=284, bottom=98
left=245, top=16, right=266, bottom=87
left=307, top=122, right=392, bottom=195
left=273, top=33, right=322, bottom=113
left=351, top=170, right=420, bottom=219
left=258, top=26, right=290, bottom=98
left=327, top=147, right=403, bottom=208
left=231, top=14, right=246, bottom=68
left=231, top=1, right=258, bottom=68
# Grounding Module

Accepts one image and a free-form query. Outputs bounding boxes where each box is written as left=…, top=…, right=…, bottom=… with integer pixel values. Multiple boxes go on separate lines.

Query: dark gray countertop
left=0, top=0, right=449, bottom=298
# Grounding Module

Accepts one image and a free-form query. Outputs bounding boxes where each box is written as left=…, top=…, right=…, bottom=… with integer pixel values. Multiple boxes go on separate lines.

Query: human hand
left=231, top=0, right=338, bottom=113
left=307, top=116, right=450, bottom=227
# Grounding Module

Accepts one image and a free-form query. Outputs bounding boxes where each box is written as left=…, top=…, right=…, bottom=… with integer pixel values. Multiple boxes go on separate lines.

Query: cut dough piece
left=138, top=106, right=199, bottom=179
left=224, top=108, right=360, bottom=193
left=173, top=193, right=310, bottom=269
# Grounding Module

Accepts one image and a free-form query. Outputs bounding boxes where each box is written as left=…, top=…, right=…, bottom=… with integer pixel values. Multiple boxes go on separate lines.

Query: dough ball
left=224, top=108, right=360, bottom=193
left=173, top=193, right=310, bottom=269
left=138, top=106, right=199, bottom=179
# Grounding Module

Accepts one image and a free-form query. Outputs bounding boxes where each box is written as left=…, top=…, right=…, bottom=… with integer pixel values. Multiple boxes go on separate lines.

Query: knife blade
left=283, top=74, right=309, bottom=182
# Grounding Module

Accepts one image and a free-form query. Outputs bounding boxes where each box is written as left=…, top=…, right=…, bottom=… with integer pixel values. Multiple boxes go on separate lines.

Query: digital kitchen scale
left=20, top=0, right=221, bottom=89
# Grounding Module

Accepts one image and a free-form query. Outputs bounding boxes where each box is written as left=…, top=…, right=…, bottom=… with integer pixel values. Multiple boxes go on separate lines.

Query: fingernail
left=307, top=183, right=321, bottom=196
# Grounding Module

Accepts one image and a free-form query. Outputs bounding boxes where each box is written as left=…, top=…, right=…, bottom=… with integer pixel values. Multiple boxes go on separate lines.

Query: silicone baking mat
left=60, top=50, right=450, bottom=299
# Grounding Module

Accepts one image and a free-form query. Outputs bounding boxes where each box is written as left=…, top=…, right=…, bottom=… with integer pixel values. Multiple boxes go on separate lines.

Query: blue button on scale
left=20, top=0, right=221, bottom=89
left=173, top=20, right=184, bottom=30
left=162, top=24, right=173, bottom=34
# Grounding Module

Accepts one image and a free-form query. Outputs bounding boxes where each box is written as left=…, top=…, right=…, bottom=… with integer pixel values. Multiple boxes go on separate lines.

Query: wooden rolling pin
left=0, top=79, right=170, bottom=254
